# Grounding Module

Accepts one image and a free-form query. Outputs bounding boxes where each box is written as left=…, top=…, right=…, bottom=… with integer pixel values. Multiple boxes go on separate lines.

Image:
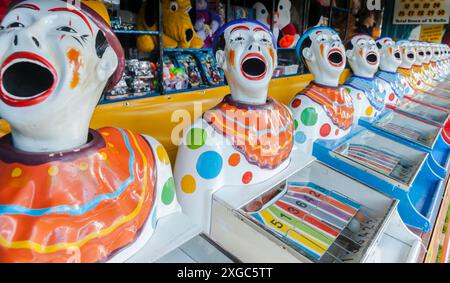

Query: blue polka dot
left=295, top=131, right=307, bottom=144
left=196, top=151, right=223, bottom=180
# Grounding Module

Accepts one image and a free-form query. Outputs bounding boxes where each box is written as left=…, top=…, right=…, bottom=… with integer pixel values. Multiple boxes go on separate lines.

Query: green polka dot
left=162, top=177, right=175, bottom=205
left=187, top=128, right=207, bottom=150
left=345, top=87, right=352, bottom=94
left=294, top=119, right=299, bottom=130
left=301, top=107, right=318, bottom=126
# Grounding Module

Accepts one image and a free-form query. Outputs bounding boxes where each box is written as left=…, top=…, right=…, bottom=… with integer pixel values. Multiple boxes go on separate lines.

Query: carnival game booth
left=173, top=23, right=424, bottom=263
left=0, top=0, right=449, bottom=263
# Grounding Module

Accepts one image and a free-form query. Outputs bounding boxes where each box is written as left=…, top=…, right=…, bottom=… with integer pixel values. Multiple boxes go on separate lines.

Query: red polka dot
left=292, top=99, right=302, bottom=108
left=335, top=129, right=340, bottom=136
left=320, top=124, right=331, bottom=137
left=242, top=171, right=253, bottom=184
left=389, top=93, right=395, bottom=101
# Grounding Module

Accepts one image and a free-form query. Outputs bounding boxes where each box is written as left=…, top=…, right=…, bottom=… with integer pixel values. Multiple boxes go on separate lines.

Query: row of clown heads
left=0, top=0, right=449, bottom=263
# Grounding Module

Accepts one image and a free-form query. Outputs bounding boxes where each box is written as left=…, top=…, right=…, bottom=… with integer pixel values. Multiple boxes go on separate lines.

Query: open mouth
left=394, top=51, right=401, bottom=59
left=0, top=52, right=56, bottom=107
left=407, top=53, right=415, bottom=60
left=327, top=48, right=344, bottom=67
left=241, top=53, right=267, bottom=81
left=366, top=51, right=378, bottom=65
left=418, top=52, right=424, bottom=57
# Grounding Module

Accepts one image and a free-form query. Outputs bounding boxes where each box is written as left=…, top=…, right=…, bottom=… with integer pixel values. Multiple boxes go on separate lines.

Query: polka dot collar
left=0, top=129, right=106, bottom=166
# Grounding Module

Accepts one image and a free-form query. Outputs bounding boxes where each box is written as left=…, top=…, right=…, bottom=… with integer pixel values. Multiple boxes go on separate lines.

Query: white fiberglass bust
left=397, top=40, right=425, bottom=93
left=0, top=0, right=179, bottom=263
left=288, top=27, right=354, bottom=154
left=344, top=34, right=386, bottom=121
left=174, top=19, right=294, bottom=233
left=375, top=37, right=411, bottom=106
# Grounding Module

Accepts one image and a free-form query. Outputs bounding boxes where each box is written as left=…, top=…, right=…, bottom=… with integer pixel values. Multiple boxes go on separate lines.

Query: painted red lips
left=328, top=48, right=344, bottom=67
left=366, top=51, right=379, bottom=65
left=241, top=52, right=268, bottom=81
left=0, top=52, right=57, bottom=107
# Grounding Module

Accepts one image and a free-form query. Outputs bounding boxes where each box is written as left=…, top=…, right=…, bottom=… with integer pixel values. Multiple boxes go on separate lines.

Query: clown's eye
left=279, top=5, right=284, bottom=10
left=57, top=26, right=77, bottom=33
left=236, top=36, right=245, bottom=41
left=261, top=9, right=266, bottom=14
left=170, top=2, right=178, bottom=11
left=7, top=22, right=24, bottom=29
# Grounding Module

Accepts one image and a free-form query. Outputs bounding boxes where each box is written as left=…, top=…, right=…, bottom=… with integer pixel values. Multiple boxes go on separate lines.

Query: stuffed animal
left=0, top=0, right=12, bottom=21
left=195, top=0, right=222, bottom=48
left=274, top=0, right=300, bottom=48
left=136, top=0, right=159, bottom=53
left=163, top=0, right=204, bottom=48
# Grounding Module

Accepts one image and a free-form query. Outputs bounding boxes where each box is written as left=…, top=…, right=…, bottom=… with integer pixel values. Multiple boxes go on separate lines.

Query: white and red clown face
left=0, top=0, right=124, bottom=152
left=431, top=43, right=440, bottom=62
left=423, top=42, right=432, bottom=64
left=376, top=37, right=401, bottom=73
left=345, top=34, right=380, bottom=78
left=398, top=40, right=416, bottom=69
left=413, top=42, right=425, bottom=66
left=297, top=26, right=346, bottom=87
left=215, top=19, right=277, bottom=105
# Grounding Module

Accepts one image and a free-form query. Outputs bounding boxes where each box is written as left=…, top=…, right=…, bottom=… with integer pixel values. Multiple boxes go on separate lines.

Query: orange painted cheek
left=269, top=47, right=275, bottom=65
left=320, top=44, right=324, bottom=59
left=358, top=49, right=363, bottom=58
left=388, top=47, right=393, bottom=55
left=229, top=49, right=235, bottom=67
left=67, top=48, right=82, bottom=89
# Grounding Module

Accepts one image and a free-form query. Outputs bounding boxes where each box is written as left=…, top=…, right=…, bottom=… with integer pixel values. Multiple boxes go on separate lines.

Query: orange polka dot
left=181, top=175, right=196, bottom=194
left=228, top=153, right=241, bottom=167
left=365, top=106, right=374, bottom=116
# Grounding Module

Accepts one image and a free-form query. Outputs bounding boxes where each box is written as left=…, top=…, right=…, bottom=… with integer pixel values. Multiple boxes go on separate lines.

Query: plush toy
left=163, top=0, right=204, bottom=48
left=0, top=0, right=12, bottom=21
left=253, top=2, right=271, bottom=29
left=195, top=0, right=222, bottom=48
left=137, top=0, right=159, bottom=53
left=274, top=0, right=300, bottom=48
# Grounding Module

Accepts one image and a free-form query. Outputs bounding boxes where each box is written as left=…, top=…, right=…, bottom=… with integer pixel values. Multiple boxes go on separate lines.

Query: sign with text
left=393, top=0, right=450, bottom=25
left=419, top=25, right=444, bottom=42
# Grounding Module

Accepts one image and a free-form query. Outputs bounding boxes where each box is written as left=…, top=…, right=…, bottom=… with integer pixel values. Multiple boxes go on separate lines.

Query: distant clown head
left=376, top=37, right=401, bottom=73
left=397, top=40, right=416, bottom=68
left=412, top=41, right=425, bottom=65
left=214, top=19, right=277, bottom=101
left=345, top=34, right=379, bottom=77
left=297, top=26, right=346, bottom=83
left=422, top=42, right=432, bottom=63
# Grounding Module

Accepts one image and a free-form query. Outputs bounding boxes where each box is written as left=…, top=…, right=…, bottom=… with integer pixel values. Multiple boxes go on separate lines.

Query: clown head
left=346, top=34, right=379, bottom=78
left=413, top=41, right=425, bottom=66
left=431, top=43, right=440, bottom=62
left=274, top=0, right=292, bottom=30
left=297, top=27, right=346, bottom=87
left=376, top=37, right=401, bottom=73
left=214, top=19, right=277, bottom=105
left=398, top=40, right=416, bottom=69
left=423, top=42, right=432, bottom=64
left=0, top=0, right=124, bottom=152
